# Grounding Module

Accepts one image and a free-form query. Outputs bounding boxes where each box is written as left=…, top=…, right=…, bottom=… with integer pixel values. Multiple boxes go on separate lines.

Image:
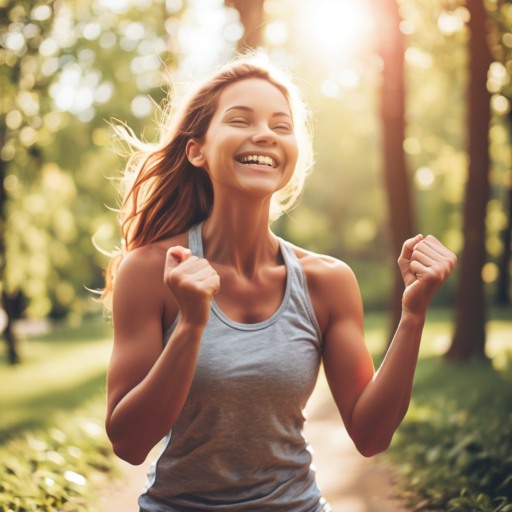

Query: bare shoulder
left=283, top=239, right=357, bottom=289
left=118, top=231, right=189, bottom=278
left=115, top=230, right=190, bottom=322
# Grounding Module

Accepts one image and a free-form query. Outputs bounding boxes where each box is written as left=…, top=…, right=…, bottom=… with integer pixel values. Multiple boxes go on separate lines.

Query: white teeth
left=239, top=155, right=275, bottom=167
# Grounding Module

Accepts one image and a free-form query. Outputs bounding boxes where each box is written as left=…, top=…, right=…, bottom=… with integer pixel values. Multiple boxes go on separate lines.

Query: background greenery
left=1, top=0, right=511, bottom=510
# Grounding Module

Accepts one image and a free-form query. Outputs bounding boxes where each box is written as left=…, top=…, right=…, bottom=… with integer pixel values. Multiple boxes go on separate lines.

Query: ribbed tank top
left=138, top=221, right=331, bottom=512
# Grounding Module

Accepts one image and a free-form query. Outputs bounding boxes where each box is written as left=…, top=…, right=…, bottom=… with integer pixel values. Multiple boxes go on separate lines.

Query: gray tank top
left=138, top=221, right=331, bottom=512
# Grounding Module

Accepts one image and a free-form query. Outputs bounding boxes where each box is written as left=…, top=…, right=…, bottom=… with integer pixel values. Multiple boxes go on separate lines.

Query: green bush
left=0, top=397, right=122, bottom=512
left=381, top=357, right=512, bottom=512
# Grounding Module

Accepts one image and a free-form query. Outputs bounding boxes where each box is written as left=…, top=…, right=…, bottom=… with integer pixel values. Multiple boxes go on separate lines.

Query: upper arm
left=105, top=246, right=170, bottom=431
left=320, top=261, right=375, bottom=436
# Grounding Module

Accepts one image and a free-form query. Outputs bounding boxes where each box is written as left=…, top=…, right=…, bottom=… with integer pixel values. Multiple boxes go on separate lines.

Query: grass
left=0, top=317, right=121, bottom=512
left=0, top=315, right=114, bottom=442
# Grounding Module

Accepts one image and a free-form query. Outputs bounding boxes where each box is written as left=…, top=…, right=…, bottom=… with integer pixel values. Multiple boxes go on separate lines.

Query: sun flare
left=295, top=0, right=374, bottom=62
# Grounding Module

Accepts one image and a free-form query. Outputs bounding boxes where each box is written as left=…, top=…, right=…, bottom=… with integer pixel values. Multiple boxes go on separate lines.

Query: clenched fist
left=398, top=234, right=457, bottom=317
left=164, top=246, right=220, bottom=328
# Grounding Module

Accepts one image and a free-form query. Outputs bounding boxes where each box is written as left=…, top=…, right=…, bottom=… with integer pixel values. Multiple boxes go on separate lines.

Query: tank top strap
left=186, top=220, right=322, bottom=343
left=188, top=220, right=205, bottom=258
left=276, top=237, right=323, bottom=343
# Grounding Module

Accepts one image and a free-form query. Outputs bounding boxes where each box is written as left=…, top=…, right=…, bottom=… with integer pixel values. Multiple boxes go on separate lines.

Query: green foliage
left=381, top=357, right=512, bottom=511
left=0, top=0, right=175, bottom=324
left=447, top=490, right=512, bottom=512
left=0, top=396, right=122, bottom=512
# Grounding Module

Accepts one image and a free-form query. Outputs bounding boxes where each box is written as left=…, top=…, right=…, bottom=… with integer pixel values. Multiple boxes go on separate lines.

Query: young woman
left=100, top=53, right=457, bottom=512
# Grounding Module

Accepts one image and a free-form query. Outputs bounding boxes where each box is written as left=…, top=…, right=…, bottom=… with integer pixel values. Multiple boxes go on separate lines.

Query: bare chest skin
left=152, top=231, right=330, bottom=339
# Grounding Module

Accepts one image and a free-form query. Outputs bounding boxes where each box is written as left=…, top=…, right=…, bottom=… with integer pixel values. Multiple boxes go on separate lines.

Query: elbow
left=106, top=420, right=147, bottom=466
left=353, top=433, right=392, bottom=458
left=357, top=442, right=390, bottom=458
left=112, top=442, right=147, bottom=466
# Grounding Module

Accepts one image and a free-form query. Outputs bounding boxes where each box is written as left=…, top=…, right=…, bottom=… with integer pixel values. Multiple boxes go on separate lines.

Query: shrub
left=0, top=397, right=122, bottom=512
left=381, top=357, right=512, bottom=512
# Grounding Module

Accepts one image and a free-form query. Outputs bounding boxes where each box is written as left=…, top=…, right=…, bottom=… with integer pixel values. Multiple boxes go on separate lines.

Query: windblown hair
left=90, top=51, right=314, bottom=322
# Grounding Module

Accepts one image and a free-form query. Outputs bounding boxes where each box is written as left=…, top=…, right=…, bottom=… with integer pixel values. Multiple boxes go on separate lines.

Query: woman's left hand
left=398, top=234, right=457, bottom=317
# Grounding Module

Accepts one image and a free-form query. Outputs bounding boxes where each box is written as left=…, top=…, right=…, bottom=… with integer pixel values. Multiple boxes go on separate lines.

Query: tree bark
left=496, top=186, right=511, bottom=305
left=2, top=290, right=23, bottom=365
left=445, top=0, right=492, bottom=363
left=0, top=134, right=21, bottom=365
left=369, top=0, right=417, bottom=351
left=224, top=0, right=264, bottom=53
left=496, top=113, right=512, bottom=305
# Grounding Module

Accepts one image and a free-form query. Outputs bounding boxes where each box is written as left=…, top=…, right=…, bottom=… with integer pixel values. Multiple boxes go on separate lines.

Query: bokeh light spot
left=224, top=22, right=244, bottom=42
left=265, top=20, right=288, bottom=46
left=321, top=80, right=339, bottom=98
left=437, top=12, right=464, bottom=35
left=166, top=0, right=183, bottom=14
left=415, top=167, right=435, bottom=190
left=482, top=262, right=499, bottom=283
left=491, top=94, right=510, bottom=114
left=399, top=21, right=415, bottom=35
left=403, top=137, right=421, bottom=155
left=6, top=110, right=23, bottom=130
left=131, top=95, right=153, bottom=118
left=31, top=4, right=52, bottom=21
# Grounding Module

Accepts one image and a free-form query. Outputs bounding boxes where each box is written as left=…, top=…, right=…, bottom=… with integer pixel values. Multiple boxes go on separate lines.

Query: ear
left=186, top=139, right=207, bottom=168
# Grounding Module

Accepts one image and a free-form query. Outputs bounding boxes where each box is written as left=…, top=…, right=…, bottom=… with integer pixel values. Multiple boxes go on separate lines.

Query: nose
left=251, top=125, right=278, bottom=146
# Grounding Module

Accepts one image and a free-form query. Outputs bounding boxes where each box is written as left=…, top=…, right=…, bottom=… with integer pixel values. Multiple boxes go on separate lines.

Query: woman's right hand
left=164, top=246, right=220, bottom=328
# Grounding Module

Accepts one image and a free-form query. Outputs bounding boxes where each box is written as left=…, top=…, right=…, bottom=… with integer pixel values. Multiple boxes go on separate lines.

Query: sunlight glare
left=297, top=0, right=373, bottom=60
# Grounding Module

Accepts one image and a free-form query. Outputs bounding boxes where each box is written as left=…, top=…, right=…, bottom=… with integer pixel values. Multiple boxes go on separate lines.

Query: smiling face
left=189, top=78, right=299, bottom=200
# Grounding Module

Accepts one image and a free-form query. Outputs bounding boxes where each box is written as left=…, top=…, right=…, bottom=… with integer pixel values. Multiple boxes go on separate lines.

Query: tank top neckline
left=189, top=220, right=293, bottom=332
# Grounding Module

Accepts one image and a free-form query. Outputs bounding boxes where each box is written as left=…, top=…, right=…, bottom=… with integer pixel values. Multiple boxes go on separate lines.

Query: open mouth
left=235, top=154, right=278, bottom=168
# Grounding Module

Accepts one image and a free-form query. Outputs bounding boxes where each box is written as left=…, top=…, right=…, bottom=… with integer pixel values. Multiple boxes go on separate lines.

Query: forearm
left=106, top=318, right=204, bottom=464
left=350, top=308, right=425, bottom=456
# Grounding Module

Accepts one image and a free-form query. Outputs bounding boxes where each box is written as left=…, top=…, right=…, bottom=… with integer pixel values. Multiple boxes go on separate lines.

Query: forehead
left=215, top=78, right=291, bottom=116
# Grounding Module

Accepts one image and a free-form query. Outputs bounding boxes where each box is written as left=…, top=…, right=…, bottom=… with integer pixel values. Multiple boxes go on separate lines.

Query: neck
left=201, top=189, right=280, bottom=278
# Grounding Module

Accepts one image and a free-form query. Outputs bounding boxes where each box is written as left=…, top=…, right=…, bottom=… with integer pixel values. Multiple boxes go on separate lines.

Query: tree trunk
left=369, top=0, right=417, bottom=351
left=445, top=0, right=492, bottom=363
left=2, top=290, right=23, bottom=365
left=496, top=112, right=512, bottom=305
left=496, top=186, right=511, bottom=304
left=225, top=0, right=264, bottom=52
left=0, top=135, right=21, bottom=365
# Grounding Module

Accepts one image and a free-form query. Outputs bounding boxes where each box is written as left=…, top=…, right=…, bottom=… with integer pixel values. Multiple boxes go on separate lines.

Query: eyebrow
left=223, top=105, right=292, bottom=119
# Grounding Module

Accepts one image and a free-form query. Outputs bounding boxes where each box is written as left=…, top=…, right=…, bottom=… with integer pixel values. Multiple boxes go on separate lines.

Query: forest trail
left=98, top=371, right=409, bottom=512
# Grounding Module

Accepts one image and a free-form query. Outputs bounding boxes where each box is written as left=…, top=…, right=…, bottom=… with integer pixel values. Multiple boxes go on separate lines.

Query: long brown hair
left=90, top=51, right=314, bottom=322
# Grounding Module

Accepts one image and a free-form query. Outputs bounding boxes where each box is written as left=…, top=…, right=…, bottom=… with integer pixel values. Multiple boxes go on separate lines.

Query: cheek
left=286, top=139, right=299, bottom=170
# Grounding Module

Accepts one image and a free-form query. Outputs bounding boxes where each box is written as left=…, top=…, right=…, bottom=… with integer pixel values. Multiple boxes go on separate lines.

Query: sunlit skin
left=105, top=78, right=457, bottom=465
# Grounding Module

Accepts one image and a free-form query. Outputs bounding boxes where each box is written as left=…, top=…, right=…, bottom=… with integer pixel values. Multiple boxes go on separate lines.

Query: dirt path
left=98, top=372, right=409, bottom=512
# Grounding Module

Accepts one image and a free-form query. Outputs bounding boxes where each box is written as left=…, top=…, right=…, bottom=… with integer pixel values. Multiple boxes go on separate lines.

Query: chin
left=236, top=176, right=288, bottom=197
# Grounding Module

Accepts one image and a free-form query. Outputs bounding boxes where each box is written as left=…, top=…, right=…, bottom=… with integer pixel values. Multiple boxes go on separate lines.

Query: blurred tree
left=0, top=0, right=175, bottom=363
left=445, top=0, right=492, bottom=362
left=0, top=0, right=58, bottom=364
left=486, top=2, right=512, bottom=306
left=368, top=0, right=417, bottom=350
left=224, top=0, right=263, bottom=53
left=496, top=170, right=511, bottom=304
